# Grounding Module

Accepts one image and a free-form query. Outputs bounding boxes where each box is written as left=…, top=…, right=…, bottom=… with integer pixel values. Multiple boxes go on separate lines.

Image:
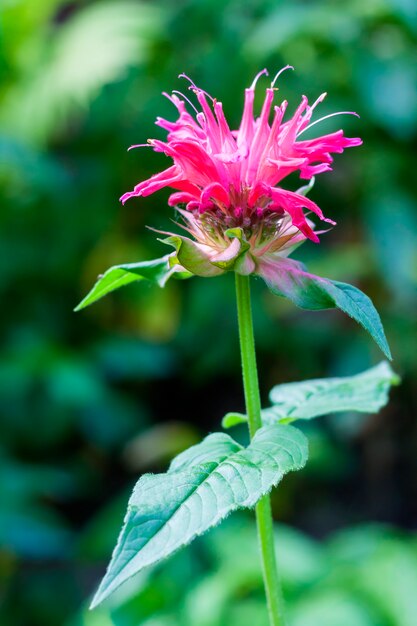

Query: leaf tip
left=381, top=341, right=393, bottom=362
left=88, top=574, right=115, bottom=610
left=88, top=595, right=100, bottom=611
left=89, top=588, right=104, bottom=610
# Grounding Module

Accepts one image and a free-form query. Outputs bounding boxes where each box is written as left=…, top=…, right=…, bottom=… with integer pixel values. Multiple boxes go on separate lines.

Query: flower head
left=121, top=69, right=362, bottom=276
left=77, top=72, right=391, bottom=359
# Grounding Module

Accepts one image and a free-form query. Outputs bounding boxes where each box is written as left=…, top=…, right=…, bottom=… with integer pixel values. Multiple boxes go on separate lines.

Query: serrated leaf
left=75, top=255, right=180, bottom=311
left=268, top=361, right=399, bottom=417
left=223, top=362, right=399, bottom=428
left=258, top=257, right=392, bottom=359
left=90, top=424, right=308, bottom=608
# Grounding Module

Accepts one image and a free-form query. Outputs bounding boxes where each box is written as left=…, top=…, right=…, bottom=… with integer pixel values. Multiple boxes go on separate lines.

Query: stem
left=235, top=273, right=287, bottom=626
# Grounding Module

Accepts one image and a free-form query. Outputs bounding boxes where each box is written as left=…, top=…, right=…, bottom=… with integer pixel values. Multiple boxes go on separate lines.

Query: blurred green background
left=0, top=0, right=416, bottom=625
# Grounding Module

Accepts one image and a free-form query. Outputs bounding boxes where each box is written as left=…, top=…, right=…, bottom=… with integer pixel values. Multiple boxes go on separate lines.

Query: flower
left=121, top=68, right=362, bottom=277
left=78, top=72, right=389, bottom=359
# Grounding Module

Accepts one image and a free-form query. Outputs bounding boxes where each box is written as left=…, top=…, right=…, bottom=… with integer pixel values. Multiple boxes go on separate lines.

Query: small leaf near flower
left=258, top=257, right=392, bottom=359
left=74, top=255, right=186, bottom=311
left=90, top=423, right=308, bottom=608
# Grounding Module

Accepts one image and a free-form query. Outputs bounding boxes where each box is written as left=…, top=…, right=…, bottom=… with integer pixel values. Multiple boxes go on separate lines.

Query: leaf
left=268, top=360, right=399, bottom=421
left=222, top=362, right=399, bottom=428
left=75, top=255, right=181, bottom=311
left=258, top=257, right=392, bottom=359
left=221, top=412, right=248, bottom=428
left=90, top=424, right=308, bottom=608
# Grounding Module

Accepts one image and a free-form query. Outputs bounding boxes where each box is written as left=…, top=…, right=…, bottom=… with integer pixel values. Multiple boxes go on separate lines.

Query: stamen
left=310, top=92, right=327, bottom=112
left=297, top=111, right=360, bottom=137
left=270, top=65, right=294, bottom=89
left=172, top=90, right=199, bottom=115
left=178, top=73, right=214, bottom=101
left=249, top=68, right=269, bottom=91
left=127, top=143, right=153, bottom=151
left=162, top=91, right=181, bottom=105
left=178, top=73, right=197, bottom=87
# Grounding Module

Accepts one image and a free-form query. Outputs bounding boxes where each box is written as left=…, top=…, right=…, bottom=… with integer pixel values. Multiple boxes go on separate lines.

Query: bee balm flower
left=121, top=69, right=362, bottom=277
left=77, top=70, right=390, bottom=360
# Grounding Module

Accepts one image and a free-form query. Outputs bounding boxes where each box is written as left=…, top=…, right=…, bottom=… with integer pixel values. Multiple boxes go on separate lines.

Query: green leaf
left=267, top=360, right=399, bottom=422
left=221, top=412, right=248, bottom=429
left=222, top=362, right=399, bottom=428
left=75, top=255, right=180, bottom=311
left=258, top=257, right=392, bottom=359
left=90, top=424, right=308, bottom=608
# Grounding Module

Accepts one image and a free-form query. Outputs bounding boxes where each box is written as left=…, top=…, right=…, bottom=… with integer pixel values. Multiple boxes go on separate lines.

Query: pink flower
left=121, top=69, right=362, bottom=276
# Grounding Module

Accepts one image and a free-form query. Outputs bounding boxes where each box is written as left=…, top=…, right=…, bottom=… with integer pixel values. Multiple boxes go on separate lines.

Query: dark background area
left=0, top=1, right=416, bottom=625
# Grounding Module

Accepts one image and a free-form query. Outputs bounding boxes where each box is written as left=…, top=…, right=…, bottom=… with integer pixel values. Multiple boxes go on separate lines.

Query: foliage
left=92, top=425, right=307, bottom=607
left=223, top=361, right=399, bottom=427
left=74, top=256, right=183, bottom=311
left=72, top=514, right=417, bottom=626
left=0, top=0, right=416, bottom=625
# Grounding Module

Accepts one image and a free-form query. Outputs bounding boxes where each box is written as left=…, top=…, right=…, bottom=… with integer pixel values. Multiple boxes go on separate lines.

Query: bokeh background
left=1, top=1, right=417, bottom=625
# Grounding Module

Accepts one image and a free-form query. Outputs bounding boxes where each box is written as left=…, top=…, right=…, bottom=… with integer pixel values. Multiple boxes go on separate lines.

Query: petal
left=167, top=140, right=228, bottom=188
left=268, top=187, right=335, bottom=242
left=245, top=88, right=276, bottom=183
left=120, top=166, right=200, bottom=204
left=200, top=182, right=230, bottom=208
left=120, top=165, right=182, bottom=203
left=237, top=88, right=255, bottom=147
left=168, top=191, right=199, bottom=206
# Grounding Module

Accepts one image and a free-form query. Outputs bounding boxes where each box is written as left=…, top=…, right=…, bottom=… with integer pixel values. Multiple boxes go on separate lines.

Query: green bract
left=75, top=238, right=391, bottom=360
left=74, top=255, right=190, bottom=311
left=258, top=258, right=392, bottom=360
left=90, top=423, right=308, bottom=608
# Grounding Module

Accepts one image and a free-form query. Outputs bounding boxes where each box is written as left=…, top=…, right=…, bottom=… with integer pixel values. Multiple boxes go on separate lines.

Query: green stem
left=235, top=273, right=287, bottom=626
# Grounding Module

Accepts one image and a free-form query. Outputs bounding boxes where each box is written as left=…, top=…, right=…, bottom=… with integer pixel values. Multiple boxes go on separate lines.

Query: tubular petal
left=121, top=71, right=361, bottom=262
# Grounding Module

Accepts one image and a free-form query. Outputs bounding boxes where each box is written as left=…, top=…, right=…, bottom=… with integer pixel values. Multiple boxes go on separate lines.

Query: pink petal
left=168, top=191, right=199, bottom=206
left=268, top=187, right=335, bottom=242
left=200, top=182, right=230, bottom=208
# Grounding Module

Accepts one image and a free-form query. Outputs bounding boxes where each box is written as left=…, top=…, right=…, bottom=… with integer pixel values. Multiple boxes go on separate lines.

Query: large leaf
left=258, top=257, right=391, bottom=359
left=222, top=361, right=399, bottom=428
left=75, top=255, right=184, bottom=311
left=90, top=424, right=308, bottom=608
